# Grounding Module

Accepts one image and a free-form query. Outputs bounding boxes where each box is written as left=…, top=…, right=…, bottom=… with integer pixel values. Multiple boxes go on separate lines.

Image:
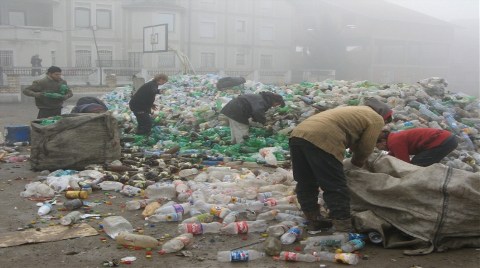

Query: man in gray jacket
left=23, top=66, right=73, bottom=119
left=221, top=91, right=285, bottom=144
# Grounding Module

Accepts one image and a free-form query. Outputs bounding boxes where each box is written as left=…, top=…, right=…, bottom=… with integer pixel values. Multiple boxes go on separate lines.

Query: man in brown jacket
left=289, top=98, right=392, bottom=233
left=23, top=66, right=73, bottom=119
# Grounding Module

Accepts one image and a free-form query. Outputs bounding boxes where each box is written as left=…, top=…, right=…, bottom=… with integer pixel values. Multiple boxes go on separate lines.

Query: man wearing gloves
left=23, top=66, right=73, bottom=119
left=375, top=128, right=458, bottom=166
left=221, top=91, right=285, bottom=144
left=289, top=97, right=392, bottom=233
left=129, top=74, right=168, bottom=135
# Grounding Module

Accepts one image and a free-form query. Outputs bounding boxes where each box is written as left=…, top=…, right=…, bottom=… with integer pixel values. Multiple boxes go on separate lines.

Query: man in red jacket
left=376, top=128, right=458, bottom=166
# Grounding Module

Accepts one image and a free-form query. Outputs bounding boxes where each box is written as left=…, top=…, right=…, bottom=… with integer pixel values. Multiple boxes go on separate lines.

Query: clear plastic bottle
left=267, top=220, right=296, bottom=237
left=116, top=232, right=159, bottom=249
left=217, top=249, right=265, bottom=262
left=194, top=201, right=231, bottom=218
left=120, top=185, right=142, bottom=197
left=60, top=211, right=82, bottom=225
left=280, top=226, right=303, bottom=244
left=302, top=233, right=365, bottom=246
left=227, top=201, right=264, bottom=213
left=64, top=199, right=83, bottom=210
left=283, top=210, right=304, bottom=217
left=154, top=202, right=191, bottom=215
left=101, top=216, right=134, bottom=239
left=221, top=220, right=268, bottom=234
left=38, top=202, right=53, bottom=216
left=256, top=210, right=278, bottom=221
left=275, top=212, right=306, bottom=224
left=98, top=181, right=124, bottom=191
left=222, top=211, right=240, bottom=224
left=125, top=198, right=155, bottom=211
left=276, top=251, right=319, bottom=262
left=145, top=183, right=176, bottom=199
left=177, top=222, right=223, bottom=235
left=178, top=168, right=199, bottom=178
left=419, top=104, right=440, bottom=121
left=159, top=233, right=193, bottom=254
left=181, top=213, right=214, bottom=224
left=313, top=251, right=359, bottom=265
left=148, top=212, right=183, bottom=222
left=340, top=238, right=366, bottom=253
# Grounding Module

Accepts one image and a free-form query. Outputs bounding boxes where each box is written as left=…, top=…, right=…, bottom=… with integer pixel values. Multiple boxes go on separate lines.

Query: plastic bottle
left=177, top=222, right=223, bottom=235
left=256, top=210, right=278, bottom=221
left=98, top=181, right=124, bottom=191
left=264, top=236, right=282, bottom=256
left=64, top=199, right=83, bottom=210
left=38, top=202, right=53, bottom=216
left=125, top=198, right=155, bottom=210
left=159, top=233, right=194, bottom=254
left=116, top=232, right=159, bottom=249
left=60, top=211, right=82, bottom=225
left=101, top=216, right=134, bottom=239
left=181, top=213, right=214, bottom=224
left=194, top=201, right=231, bottom=218
left=280, top=226, right=303, bottom=244
left=120, top=185, right=142, bottom=197
left=284, top=210, right=304, bottom=217
left=217, top=249, right=265, bottom=262
left=267, top=220, right=296, bottom=237
left=155, top=202, right=191, bottom=215
left=275, top=213, right=306, bottom=224
left=227, top=201, right=264, bottom=213
left=257, top=192, right=273, bottom=202
left=178, top=168, right=199, bottom=178
left=148, top=212, right=183, bottom=222
left=145, top=183, right=176, bottom=199
left=65, top=190, right=89, bottom=199
left=142, top=201, right=161, bottom=217
left=419, top=104, right=440, bottom=121
left=222, top=211, right=240, bottom=224
left=221, top=220, right=268, bottom=234
left=368, top=231, right=383, bottom=244
left=275, top=251, right=319, bottom=262
left=302, top=233, right=366, bottom=247
left=340, top=238, right=366, bottom=253
left=313, top=251, right=359, bottom=265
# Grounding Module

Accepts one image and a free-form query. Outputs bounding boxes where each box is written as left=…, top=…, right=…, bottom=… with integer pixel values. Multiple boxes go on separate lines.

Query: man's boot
left=303, top=210, right=332, bottom=232
left=332, top=218, right=354, bottom=233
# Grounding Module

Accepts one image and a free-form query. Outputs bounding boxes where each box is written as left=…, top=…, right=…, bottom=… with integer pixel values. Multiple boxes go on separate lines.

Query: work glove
left=43, top=92, right=64, bottom=99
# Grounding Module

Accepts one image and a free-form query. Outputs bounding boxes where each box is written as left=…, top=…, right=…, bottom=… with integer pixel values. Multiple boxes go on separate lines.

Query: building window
left=75, top=49, right=91, bottom=67
left=9, top=11, right=25, bottom=26
left=75, top=7, right=91, bottom=28
left=96, top=9, right=111, bottom=29
left=154, top=13, right=175, bottom=32
left=200, top=52, right=215, bottom=68
left=199, top=21, right=216, bottom=38
left=98, top=50, right=112, bottom=67
left=260, top=26, right=274, bottom=41
left=128, top=52, right=143, bottom=69
left=260, top=54, right=273, bottom=69
left=158, top=52, right=175, bottom=68
left=236, top=20, right=246, bottom=32
left=235, top=53, right=245, bottom=66
left=0, top=51, right=14, bottom=67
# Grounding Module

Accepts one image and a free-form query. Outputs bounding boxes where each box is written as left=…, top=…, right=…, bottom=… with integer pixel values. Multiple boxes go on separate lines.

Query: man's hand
left=343, top=158, right=362, bottom=172
left=151, top=104, right=158, bottom=111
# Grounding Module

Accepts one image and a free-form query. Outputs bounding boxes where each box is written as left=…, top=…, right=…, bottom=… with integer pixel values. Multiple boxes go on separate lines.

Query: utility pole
left=91, top=25, right=102, bottom=85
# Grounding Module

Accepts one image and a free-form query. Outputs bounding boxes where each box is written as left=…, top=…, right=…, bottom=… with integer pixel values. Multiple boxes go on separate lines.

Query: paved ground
left=0, top=96, right=479, bottom=268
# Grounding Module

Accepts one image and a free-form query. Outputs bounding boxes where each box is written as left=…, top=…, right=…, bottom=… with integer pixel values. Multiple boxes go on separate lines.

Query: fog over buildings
left=0, top=0, right=478, bottom=96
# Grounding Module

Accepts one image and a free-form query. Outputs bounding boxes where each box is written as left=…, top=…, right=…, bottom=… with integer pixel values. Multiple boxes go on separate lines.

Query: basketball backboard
left=143, top=24, right=168, bottom=53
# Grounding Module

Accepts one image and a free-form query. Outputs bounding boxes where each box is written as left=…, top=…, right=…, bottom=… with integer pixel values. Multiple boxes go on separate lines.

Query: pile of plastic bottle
left=102, top=75, right=479, bottom=171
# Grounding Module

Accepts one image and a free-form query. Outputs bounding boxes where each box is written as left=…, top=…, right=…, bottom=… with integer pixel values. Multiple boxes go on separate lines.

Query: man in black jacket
left=129, top=74, right=168, bottom=135
left=221, top=91, right=285, bottom=144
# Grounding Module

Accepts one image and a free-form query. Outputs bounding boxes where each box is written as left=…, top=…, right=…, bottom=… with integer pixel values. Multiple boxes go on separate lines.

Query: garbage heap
left=103, top=75, right=479, bottom=172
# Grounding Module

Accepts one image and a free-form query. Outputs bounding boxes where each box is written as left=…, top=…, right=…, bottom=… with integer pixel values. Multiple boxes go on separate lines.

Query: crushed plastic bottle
left=280, top=226, right=303, bottom=244
left=313, top=251, right=359, bottom=265
left=116, top=232, right=159, bottom=249
left=275, top=251, right=319, bottom=262
left=264, top=236, right=282, bottom=256
left=101, top=216, right=134, bottom=239
left=217, top=249, right=265, bottom=262
left=177, top=222, right=223, bottom=235
left=159, top=233, right=193, bottom=254
left=221, top=220, right=268, bottom=234
left=60, top=211, right=82, bottom=225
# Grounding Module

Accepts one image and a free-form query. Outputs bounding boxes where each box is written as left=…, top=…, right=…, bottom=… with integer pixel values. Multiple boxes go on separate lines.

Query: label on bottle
left=230, top=250, right=249, bottom=262
left=264, top=198, right=277, bottom=206
left=282, top=251, right=298, bottom=261
left=173, top=204, right=184, bottom=214
left=186, top=223, right=203, bottom=235
left=236, top=221, right=249, bottom=234
left=287, top=227, right=301, bottom=237
left=196, top=214, right=211, bottom=223
left=210, top=206, right=223, bottom=217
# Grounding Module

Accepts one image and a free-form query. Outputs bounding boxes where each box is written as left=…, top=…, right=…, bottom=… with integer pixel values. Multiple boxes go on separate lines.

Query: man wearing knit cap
left=289, top=97, right=392, bottom=233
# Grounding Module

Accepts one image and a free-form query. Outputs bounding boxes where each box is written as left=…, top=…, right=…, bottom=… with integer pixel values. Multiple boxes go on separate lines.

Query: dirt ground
left=0, top=95, right=479, bottom=268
